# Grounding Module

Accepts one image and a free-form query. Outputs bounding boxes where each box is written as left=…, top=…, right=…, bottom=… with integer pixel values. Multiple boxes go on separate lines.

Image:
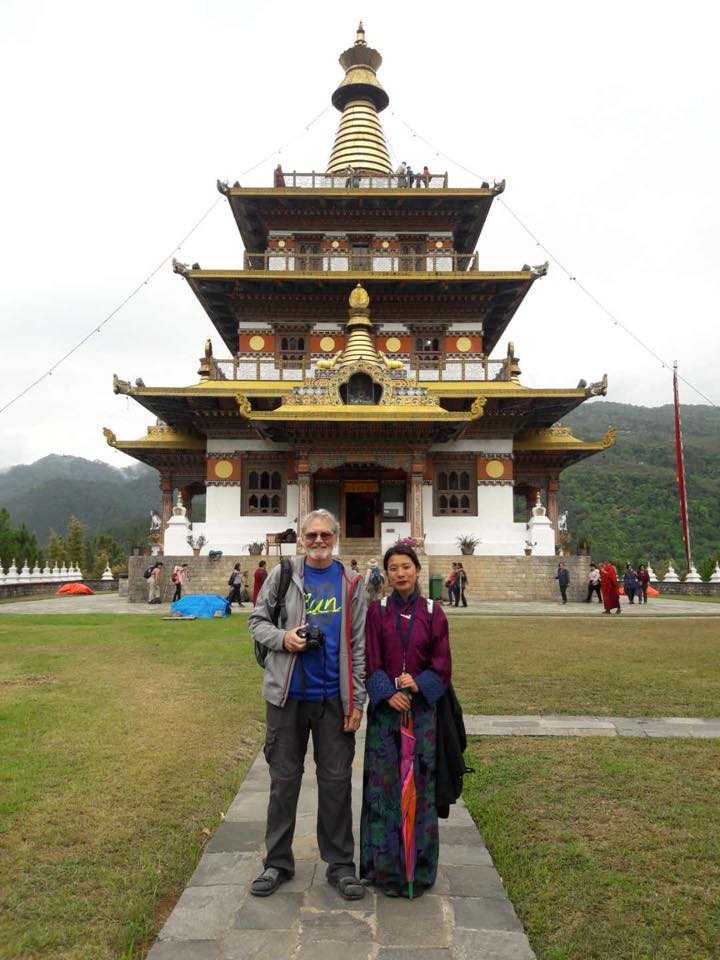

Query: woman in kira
left=360, top=543, right=451, bottom=898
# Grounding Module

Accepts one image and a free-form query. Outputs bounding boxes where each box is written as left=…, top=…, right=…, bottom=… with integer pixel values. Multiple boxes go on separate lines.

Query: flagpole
left=673, top=362, right=692, bottom=571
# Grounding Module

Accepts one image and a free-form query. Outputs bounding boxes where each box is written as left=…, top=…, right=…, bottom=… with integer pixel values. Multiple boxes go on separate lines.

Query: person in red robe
left=252, top=560, right=268, bottom=606
left=600, top=562, right=622, bottom=614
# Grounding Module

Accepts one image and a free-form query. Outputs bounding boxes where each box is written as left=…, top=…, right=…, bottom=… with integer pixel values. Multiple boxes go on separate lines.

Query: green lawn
left=464, top=738, right=720, bottom=960
left=450, top=616, right=720, bottom=716
left=1, top=613, right=718, bottom=959
left=0, top=615, right=264, bottom=960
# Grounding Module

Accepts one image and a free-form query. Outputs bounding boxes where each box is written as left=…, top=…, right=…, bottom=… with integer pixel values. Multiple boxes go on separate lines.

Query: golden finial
left=327, top=25, right=392, bottom=175
left=349, top=282, right=370, bottom=311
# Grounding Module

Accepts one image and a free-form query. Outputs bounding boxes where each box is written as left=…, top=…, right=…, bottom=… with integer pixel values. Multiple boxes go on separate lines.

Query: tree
left=47, top=530, right=66, bottom=567
left=65, top=516, right=86, bottom=565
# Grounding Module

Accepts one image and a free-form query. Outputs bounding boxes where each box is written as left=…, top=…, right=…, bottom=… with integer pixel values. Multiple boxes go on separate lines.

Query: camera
left=297, top=624, right=325, bottom=652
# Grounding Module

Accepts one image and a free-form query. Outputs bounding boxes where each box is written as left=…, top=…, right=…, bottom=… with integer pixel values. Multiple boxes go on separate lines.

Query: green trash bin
left=429, top=573, right=444, bottom=601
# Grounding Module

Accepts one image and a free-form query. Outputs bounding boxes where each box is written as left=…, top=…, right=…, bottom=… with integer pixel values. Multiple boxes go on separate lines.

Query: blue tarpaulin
left=170, top=595, right=231, bottom=619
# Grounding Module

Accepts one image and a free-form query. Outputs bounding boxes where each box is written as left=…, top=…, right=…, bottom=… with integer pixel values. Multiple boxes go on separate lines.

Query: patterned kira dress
left=360, top=590, right=451, bottom=894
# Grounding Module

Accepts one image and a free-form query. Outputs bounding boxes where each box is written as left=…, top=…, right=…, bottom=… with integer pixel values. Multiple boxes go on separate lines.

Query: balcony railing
left=242, top=251, right=479, bottom=274
left=272, top=171, right=449, bottom=189
left=210, top=356, right=511, bottom=384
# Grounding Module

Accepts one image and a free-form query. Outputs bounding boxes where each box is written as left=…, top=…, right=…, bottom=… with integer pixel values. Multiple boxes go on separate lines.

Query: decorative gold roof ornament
left=339, top=283, right=381, bottom=368
left=326, top=23, right=392, bottom=175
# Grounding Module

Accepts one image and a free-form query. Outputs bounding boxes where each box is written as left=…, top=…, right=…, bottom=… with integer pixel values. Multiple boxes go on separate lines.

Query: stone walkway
left=1, top=594, right=718, bottom=617
left=148, top=728, right=535, bottom=960
left=464, top=714, right=720, bottom=738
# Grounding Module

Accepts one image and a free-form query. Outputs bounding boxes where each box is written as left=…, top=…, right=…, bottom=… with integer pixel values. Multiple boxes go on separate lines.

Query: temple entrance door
left=345, top=492, right=376, bottom=539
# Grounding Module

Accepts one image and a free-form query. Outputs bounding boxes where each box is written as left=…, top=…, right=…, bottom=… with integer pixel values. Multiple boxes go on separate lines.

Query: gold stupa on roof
left=326, top=23, right=392, bottom=176
left=338, top=283, right=381, bottom=367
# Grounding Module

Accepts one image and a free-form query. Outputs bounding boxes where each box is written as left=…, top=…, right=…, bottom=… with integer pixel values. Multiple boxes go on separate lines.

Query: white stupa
left=710, top=562, right=720, bottom=584
left=646, top=565, right=657, bottom=582
left=685, top=565, right=702, bottom=583
left=663, top=563, right=680, bottom=583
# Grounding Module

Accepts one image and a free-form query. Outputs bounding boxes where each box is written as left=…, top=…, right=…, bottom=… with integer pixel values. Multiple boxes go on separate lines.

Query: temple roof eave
left=225, top=188, right=498, bottom=256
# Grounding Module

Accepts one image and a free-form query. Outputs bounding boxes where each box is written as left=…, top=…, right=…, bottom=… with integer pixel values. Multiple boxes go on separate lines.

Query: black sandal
left=328, top=868, right=366, bottom=901
left=250, top=866, right=291, bottom=897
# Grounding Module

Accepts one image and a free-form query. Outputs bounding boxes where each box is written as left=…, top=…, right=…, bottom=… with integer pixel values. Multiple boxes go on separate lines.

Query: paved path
left=465, top=714, right=720, bottom=738
left=148, top=729, right=536, bottom=960
left=1, top=594, right=718, bottom=617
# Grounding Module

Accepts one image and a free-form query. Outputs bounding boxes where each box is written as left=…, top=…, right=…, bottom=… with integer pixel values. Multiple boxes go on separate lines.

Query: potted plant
left=457, top=534, right=480, bottom=556
left=186, top=533, right=207, bottom=557
left=395, top=535, right=424, bottom=551
left=247, top=541, right=264, bottom=556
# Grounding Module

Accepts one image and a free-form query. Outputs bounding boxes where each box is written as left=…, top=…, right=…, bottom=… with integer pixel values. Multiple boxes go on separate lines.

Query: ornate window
left=243, top=465, right=286, bottom=516
left=279, top=335, right=307, bottom=361
left=400, top=242, right=425, bottom=272
left=433, top=464, right=476, bottom=516
left=296, top=242, right=323, bottom=272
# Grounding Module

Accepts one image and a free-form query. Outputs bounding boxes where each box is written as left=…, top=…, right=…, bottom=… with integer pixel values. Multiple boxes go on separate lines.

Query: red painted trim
left=343, top=573, right=361, bottom=715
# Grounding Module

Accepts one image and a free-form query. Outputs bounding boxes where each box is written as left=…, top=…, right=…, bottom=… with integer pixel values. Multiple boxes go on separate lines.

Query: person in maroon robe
left=360, top=543, right=452, bottom=897
left=252, top=560, right=268, bottom=606
left=600, top=561, right=622, bottom=614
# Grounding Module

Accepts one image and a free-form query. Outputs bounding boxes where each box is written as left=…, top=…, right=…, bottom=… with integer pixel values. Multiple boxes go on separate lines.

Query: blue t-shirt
left=288, top=560, right=343, bottom=702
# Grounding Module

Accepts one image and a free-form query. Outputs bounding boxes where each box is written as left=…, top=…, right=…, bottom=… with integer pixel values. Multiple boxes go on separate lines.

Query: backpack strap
left=426, top=598, right=434, bottom=614
left=380, top=596, right=388, bottom=608
left=270, top=558, right=293, bottom=627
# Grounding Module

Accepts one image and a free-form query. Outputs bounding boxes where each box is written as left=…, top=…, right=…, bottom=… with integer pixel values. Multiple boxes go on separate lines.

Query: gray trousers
left=263, top=697, right=355, bottom=877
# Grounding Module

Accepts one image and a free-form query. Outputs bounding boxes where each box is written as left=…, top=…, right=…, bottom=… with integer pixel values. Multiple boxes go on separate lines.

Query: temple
left=105, top=24, right=614, bottom=565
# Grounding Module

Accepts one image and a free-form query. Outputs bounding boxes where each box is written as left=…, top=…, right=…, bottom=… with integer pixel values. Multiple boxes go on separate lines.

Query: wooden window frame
left=433, top=463, right=477, bottom=516
left=242, top=464, right=287, bottom=517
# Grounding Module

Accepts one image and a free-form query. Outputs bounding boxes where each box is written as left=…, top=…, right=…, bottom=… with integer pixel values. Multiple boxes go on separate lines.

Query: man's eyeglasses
left=303, top=531, right=334, bottom=543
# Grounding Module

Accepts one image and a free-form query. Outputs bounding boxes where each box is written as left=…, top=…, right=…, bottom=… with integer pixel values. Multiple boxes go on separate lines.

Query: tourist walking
left=445, top=562, right=458, bottom=605
left=585, top=563, right=602, bottom=603
left=637, top=564, right=650, bottom=604
left=252, top=560, right=268, bottom=607
left=623, top=564, right=639, bottom=604
left=248, top=509, right=367, bottom=901
left=350, top=558, right=359, bottom=575
left=365, top=558, right=385, bottom=602
left=146, top=561, right=163, bottom=604
left=600, top=562, right=622, bottom=615
left=227, top=563, right=246, bottom=608
left=455, top=563, right=468, bottom=607
left=360, top=543, right=452, bottom=898
left=555, top=561, right=570, bottom=604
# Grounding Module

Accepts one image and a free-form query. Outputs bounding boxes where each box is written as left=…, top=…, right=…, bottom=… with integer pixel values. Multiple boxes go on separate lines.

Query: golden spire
left=339, top=284, right=381, bottom=367
left=326, top=24, right=392, bottom=176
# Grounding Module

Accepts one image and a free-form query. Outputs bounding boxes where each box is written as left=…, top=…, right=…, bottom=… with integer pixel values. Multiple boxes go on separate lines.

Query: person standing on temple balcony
left=419, top=165, right=430, bottom=188
left=585, top=563, right=602, bottom=603
left=273, top=163, right=285, bottom=188
left=252, top=560, right=267, bottom=607
left=395, top=161, right=407, bottom=187
left=406, top=164, right=415, bottom=189
left=248, top=509, right=367, bottom=901
left=227, top=563, right=246, bottom=608
left=554, top=561, right=570, bottom=604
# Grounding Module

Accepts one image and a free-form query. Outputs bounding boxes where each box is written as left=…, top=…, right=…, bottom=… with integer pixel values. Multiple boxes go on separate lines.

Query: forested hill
left=0, top=455, right=159, bottom=544
left=1, top=402, right=718, bottom=567
left=561, top=402, right=719, bottom=568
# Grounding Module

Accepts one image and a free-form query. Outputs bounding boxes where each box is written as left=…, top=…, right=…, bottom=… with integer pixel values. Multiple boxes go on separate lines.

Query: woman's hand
left=388, top=691, right=411, bottom=712
left=396, top=673, right=418, bottom=693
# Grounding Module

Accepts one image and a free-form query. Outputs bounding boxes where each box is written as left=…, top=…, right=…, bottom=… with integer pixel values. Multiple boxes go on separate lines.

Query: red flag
left=673, top=363, right=692, bottom=570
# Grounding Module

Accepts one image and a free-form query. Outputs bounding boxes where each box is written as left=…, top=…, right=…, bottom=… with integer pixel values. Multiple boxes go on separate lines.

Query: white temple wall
left=193, top=484, right=299, bottom=555
left=423, top=484, right=532, bottom=556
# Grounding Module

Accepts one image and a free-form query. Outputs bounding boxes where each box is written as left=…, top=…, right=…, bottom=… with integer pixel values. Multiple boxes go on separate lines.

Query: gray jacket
left=248, top=556, right=367, bottom=715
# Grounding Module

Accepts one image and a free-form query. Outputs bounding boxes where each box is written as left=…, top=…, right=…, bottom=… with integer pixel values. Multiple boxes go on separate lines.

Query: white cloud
left=1, top=0, right=718, bottom=467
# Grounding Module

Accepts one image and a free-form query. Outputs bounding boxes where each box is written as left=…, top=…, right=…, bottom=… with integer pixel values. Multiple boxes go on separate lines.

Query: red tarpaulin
left=56, top=583, right=94, bottom=596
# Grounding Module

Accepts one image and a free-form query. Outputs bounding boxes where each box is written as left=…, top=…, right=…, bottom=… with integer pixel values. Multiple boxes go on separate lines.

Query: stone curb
left=464, top=714, right=720, bottom=739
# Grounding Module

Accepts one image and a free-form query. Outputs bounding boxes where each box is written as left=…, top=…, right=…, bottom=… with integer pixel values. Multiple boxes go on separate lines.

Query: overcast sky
left=1, top=0, right=718, bottom=471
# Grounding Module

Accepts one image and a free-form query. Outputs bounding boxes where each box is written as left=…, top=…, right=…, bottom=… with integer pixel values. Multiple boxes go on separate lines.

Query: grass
left=450, top=616, right=720, bottom=716
left=0, top=615, right=264, bottom=960
left=463, top=738, right=720, bottom=960
left=2, top=612, right=719, bottom=958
